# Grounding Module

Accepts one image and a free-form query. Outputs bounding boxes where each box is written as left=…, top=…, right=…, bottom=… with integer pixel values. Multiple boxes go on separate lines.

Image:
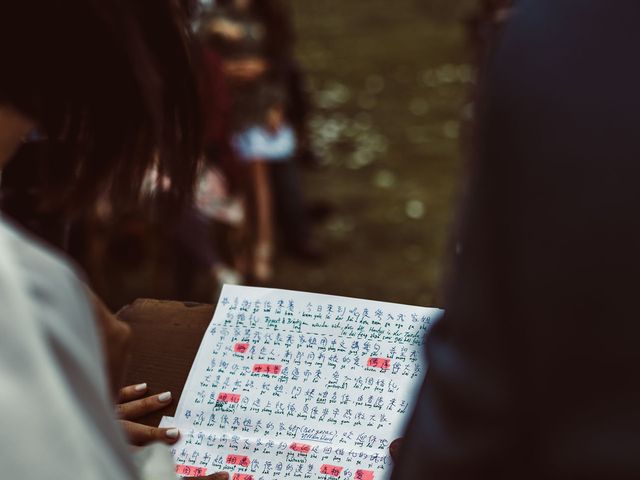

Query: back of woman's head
left=0, top=0, right=201, bottom=211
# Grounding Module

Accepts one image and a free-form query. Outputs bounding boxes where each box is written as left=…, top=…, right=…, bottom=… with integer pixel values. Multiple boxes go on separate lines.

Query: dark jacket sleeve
left=392, top=1, right=640, bottom=478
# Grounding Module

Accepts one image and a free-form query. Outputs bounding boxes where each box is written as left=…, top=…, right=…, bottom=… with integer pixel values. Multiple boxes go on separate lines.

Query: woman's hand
left=116, top=383, right=179, bottom=446
left=118, top=385, right=230, bottom=480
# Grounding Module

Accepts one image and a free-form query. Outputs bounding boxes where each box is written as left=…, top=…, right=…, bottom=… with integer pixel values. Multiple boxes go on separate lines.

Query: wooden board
left=118, top=299, right=213, bottom=427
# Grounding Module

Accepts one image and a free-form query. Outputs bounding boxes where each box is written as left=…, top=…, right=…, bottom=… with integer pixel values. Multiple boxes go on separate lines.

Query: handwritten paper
left=169, top=285, right=442, bottom=479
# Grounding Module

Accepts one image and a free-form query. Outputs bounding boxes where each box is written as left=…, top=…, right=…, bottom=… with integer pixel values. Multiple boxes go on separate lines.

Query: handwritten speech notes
left=169, top=286, right=442, bottom=479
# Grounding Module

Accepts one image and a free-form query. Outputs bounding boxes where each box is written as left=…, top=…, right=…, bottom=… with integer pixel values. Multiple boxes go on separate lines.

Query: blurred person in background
left=199, top=0, right=321, bottom=284
left=392, top=0, right=640, bottom=478
left=0, top=0, right=227, bottom=478
left=170, top=0, right=246, bottom=300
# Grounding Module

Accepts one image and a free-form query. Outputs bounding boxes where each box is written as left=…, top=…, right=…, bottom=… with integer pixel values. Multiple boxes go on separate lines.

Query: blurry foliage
left=270, top=0, right=476, bottom=306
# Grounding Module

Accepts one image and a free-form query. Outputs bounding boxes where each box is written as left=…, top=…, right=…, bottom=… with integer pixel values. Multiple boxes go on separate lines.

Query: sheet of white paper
left=168, top=285, right=442, bottom=480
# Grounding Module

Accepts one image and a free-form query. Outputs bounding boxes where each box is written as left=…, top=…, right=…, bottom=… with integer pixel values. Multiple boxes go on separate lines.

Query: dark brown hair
left=0, top=0, right=201, bottom=211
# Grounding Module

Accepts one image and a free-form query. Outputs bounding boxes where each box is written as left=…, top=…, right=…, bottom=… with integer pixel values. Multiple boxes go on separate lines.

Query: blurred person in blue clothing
left=200, top=0, right=321, bottom=283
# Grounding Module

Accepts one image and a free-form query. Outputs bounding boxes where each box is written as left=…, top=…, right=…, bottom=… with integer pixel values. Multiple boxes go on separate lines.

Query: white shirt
left=0, top=215, right=137, bottom=479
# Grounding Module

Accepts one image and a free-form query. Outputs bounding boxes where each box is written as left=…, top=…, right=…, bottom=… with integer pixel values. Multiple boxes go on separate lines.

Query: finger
left=187, top=473, right=229, bottom=480
left=118, top=383, right=149, bottom=403
left=116, top=391, right=173, bottom=420
left=389, top=438, right=403, bottom=462
left=119, top=420, right=180, bottom=446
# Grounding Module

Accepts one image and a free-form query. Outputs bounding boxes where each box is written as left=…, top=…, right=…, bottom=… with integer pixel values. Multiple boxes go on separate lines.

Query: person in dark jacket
left=392, top=1, right=640, bottom=478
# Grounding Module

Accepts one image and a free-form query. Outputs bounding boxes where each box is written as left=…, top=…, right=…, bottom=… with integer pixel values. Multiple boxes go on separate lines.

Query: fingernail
left=157, top=392, right=172, bottom=403
left=166, top=428, right=180, bottom=439
left=134, top=383, right=148, bottom=392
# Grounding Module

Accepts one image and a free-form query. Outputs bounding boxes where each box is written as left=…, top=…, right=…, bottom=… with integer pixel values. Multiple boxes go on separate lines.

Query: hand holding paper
left=165, top=285, right=441, bottom=479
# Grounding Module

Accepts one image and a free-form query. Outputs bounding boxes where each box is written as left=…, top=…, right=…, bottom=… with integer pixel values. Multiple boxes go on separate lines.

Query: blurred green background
left=270, top=0, right=477, bottom=307
left=100, top=0, right=478, bottom=310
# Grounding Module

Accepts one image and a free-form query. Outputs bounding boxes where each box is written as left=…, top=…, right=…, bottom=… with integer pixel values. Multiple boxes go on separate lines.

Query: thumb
left=188, top=473, right=229, bottom=480
left=389, top=438, right=404, bottom=462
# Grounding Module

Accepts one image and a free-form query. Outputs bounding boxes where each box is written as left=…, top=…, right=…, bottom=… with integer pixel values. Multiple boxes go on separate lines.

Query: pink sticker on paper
left=232, top=475, right=254, bottom=480
left=234, top=342, right=250, bottom=353
left=217, top=392, right=241, bottom=403
left=252, top=363, right=282, bottom=374
left=355, top=470, right=375, bottom=480
left=289, top=442, right=312, bottom=454
left=226, top=454, right=251, bottom=467
left=320, top=464, right=344, bottom=477
left=367, top=357, right=391, bottom=369
left=175, top=465, right=208, bottom=477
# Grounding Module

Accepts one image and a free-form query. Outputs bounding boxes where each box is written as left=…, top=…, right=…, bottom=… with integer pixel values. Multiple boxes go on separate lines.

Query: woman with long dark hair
left=0, top=1, right=225, bottom=478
